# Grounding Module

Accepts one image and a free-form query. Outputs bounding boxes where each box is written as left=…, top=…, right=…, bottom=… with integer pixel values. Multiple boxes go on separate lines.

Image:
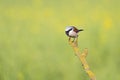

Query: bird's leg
left=68, top=37, right=72, bottom=45
left=68, top=37, right=76, bottom=43
left=75, top=37, right=78, bottom=45
left=73, top=36, right=78, bottom=47
left=73, top=35, right=79, bottom=43
left=76, top=35, right=78, bottom=42
left=69, top=37, right=71, bottom=42
left=72, top=38, right=75, bottom=42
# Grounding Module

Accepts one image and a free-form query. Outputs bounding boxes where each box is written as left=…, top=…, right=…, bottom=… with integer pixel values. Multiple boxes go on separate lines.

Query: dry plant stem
left=69, top=37, right=96, bottom=80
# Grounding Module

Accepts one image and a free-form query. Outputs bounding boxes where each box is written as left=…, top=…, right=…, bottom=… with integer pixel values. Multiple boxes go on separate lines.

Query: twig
left=69, top=37, right=96, bottom=80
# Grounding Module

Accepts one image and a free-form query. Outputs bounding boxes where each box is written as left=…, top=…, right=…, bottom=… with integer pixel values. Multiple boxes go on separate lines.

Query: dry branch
left=69, top=37, right=96, bottom=80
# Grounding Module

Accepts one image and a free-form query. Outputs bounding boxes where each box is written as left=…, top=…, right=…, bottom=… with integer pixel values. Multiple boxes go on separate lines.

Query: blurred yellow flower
left=103, top=14, right=112, bottom=30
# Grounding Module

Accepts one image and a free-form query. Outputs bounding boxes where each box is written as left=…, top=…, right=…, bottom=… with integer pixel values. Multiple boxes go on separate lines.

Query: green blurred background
left=0, top=0, right=120, bottom=80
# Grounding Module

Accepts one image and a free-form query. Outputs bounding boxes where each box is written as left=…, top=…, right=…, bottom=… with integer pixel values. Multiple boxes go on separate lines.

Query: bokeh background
left=0, top=0, right=120, bottom=80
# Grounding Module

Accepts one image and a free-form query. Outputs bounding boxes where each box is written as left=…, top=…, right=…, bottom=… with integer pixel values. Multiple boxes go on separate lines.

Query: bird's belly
left=69, top=31, right=77, bottom=37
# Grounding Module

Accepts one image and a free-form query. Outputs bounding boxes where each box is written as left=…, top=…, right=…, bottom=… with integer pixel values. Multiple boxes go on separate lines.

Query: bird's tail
left=78, top=29, right=83, bottom=32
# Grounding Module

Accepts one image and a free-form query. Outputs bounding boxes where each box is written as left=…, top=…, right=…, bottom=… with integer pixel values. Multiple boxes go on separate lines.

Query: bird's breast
left=69, top=30, right=78, bottom=37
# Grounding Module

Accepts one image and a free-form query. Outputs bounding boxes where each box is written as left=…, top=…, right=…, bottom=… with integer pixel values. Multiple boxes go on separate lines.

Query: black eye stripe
left=68, top=28, right=72, bottom=32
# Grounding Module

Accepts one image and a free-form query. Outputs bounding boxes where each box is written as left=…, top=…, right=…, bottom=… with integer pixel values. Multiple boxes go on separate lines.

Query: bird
left=65, top=26, right=83, bottom=41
